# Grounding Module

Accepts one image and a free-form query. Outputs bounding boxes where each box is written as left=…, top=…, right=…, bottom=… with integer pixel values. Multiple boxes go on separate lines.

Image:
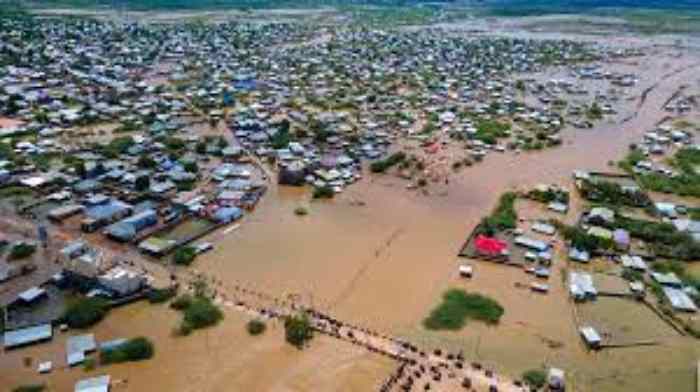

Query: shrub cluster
left=100, top=337, right=155, bottom=365
left=8, top=242, right=36, bottom=261
left=284, top=312, right=314, bottom=349
left=63, top=298, right=110, bottom=329
left=172, top=295, right=223, bottom=336
left=172, top=246, right=197, bottom=266
left=246, top=319, right=267, bottom=336
left=148, top=287, right=177, bottom=304
left=370, top=151, right=406, bottom=173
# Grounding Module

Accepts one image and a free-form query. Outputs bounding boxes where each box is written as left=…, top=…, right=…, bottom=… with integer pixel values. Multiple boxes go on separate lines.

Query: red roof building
left=474, top=235, right=508, bottom=257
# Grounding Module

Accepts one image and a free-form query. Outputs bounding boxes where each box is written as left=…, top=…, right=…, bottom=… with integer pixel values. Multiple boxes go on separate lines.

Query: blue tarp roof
left=214, top=207, right=243, bottom=223
left=85, top=199, right=132, bottom=221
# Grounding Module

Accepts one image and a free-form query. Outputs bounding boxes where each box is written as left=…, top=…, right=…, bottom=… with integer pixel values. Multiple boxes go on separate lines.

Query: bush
left=621, top=268, right=644, bottom=282
left=8, top=242, right=36, bottom=260
left=370, top=151, right=406, bottom=173
left=526, top=188, right=568, bottom=204
left=284, top=312, right=314, bottom=349
left=294, top=206, right=308, bottom=216
left=522, top=369, right=547, bottom=389
left=183, top=161, right=199, bottom=173
left=423, top=289, right=504, bottom=331
left=474, top=119, right=510, bottom=144
left=100, top=337, right=155, bottom=365
left=172, top=246, right=197, bottom=266
left=63, top=298, right=110, bottom=329
left=170, top=294, right=193, bottom=310
left=270, top=127, right=291, bottom=149
left=554, top=221, right=613, bottom=252
left=148, top=287, right=177, bottom=304
left=312, top=186, right=334, bottom=199
left=102, top=136, right=135, bottom=158
left=246, top=319, right=267, bottom=336
left=83, top=358, right=96, bottom=371
left=135, top=175, right=150, bottom=192
left=173, top=296, right=223, bottom=336
left=12, top=384, right=45, bottom=392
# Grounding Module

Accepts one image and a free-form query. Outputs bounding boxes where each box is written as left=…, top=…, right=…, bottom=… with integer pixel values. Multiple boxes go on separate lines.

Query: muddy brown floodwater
left=3, top=35, right=700, bottom=392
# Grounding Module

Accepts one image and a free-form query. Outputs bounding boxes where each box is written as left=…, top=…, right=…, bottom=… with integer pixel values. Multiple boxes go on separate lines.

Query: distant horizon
left=12, top=0, right=700, bottom=11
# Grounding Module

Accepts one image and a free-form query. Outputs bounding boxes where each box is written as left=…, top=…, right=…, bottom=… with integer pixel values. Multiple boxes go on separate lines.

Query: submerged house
left=579, top=326, right=601, bottom=349
left=662, top=287, right=697, bottom=312
left=82, top=199, right=133, bottom=233
left=75, top=375, right=111, bottom=392
left=213, top=206, right=243, bottom=224
left=3, top=323, right=53, bottom=349
left=105, top=208, right=157, bottom=242
left=514, top=236, right=549, bottom=252
left=98, top=267, right=146, bottom=296
left=613, top=229, right=630, bottom=251
left=66, top=333, right=97, bottom=366
left=569, top=271, right=597, bottom=301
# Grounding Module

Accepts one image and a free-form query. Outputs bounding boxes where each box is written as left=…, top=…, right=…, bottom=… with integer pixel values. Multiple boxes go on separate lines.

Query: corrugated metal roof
left=3, top=324, right=53, bottom=348
left=663, top=287, right=698, bottom=312
left=75, top=375, right=111, bottom=392
left=86, top=200, right=131, bottom=221
left=18, top=286, right=46, bottom=302
left=67, top=334, right=96, bottom=365
left=580, top=326, right=601, bottom=345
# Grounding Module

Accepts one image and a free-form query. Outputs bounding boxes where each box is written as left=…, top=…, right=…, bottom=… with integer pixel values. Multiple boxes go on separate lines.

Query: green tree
left=172, top=246, right=197, bottom=266
left=138, top=155, right=157, bottom=169
left=183, top=161, right=199, bottom=173
left=135, top=176, right=150, bottom=192
left=284, top=312, right=314, bottom=349
left=246, top=319, right=266, bottom=336
left=63, top=298, right=110, bottom=329
left=522, top=369, right=547, bottom=389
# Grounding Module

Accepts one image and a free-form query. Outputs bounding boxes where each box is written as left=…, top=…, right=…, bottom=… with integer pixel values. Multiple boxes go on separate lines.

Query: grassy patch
left=479, top=192, right=518, bottom=234
left=474, top=119, right=511, bottom=145
left=423, top=289, right=504, bottom=331
left=635, top=148, right=700, bottom=197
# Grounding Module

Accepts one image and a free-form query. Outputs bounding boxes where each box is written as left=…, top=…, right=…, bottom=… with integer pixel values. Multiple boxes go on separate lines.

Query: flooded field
left=0, top=303, right=395, bottom=392
left=577, top=296, right=680, bottom=345
left=174, top=40, right=700, bottom=391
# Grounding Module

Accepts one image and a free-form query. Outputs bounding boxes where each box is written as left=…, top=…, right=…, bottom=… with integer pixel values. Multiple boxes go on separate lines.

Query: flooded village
left=0, top=6, right=700, bottom=392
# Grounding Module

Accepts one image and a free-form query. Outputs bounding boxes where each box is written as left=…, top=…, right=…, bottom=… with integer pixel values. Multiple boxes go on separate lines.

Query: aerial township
left=1, top=8, right=699, bottom=392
